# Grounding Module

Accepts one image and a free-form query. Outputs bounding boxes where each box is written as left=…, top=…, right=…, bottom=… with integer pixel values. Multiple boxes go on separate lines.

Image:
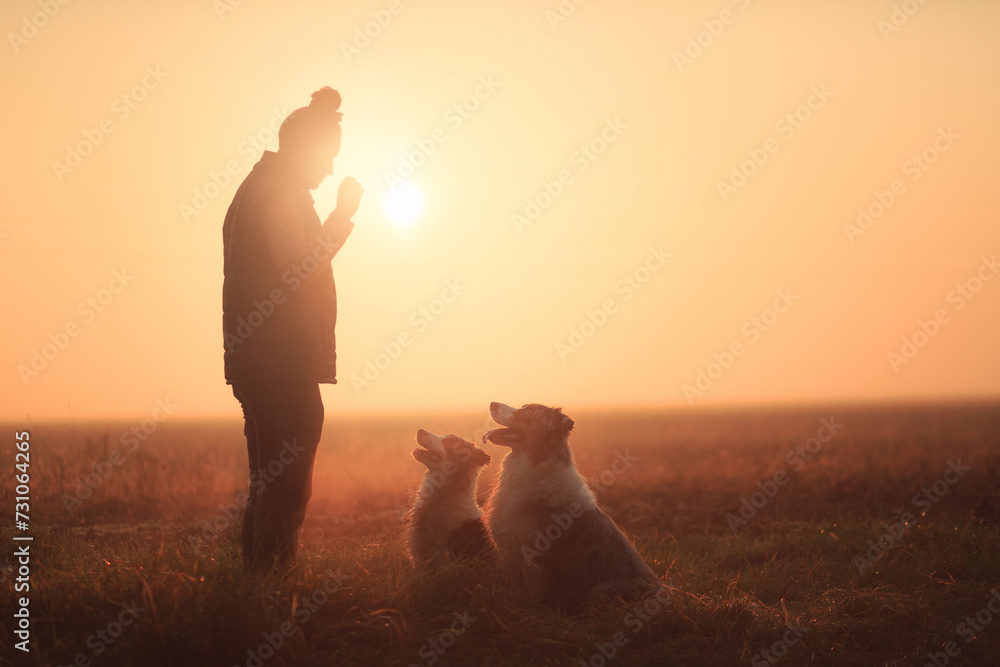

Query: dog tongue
left=482, top=428, right=502, bottom=444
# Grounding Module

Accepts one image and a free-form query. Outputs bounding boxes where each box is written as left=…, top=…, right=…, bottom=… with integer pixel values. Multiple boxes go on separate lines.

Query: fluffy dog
left=483, top=403, right=658, bottom=610
left=406, top=429, right=494, bottom=567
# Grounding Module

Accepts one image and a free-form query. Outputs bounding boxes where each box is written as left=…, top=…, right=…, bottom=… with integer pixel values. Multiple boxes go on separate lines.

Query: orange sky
left=2, top=0, right=999, bottom=421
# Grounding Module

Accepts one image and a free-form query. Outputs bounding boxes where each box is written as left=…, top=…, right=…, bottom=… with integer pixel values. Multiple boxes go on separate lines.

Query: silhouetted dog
left=406, top=429, right=494, bottom=567
left=483, top=403, right=658, bottom=610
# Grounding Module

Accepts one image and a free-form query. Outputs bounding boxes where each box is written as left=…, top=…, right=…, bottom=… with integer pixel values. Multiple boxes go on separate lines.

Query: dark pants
left=232, top=380, right=324, bottom=573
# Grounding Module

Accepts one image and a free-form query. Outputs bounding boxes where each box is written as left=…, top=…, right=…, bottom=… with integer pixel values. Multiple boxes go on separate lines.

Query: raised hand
left=335, top=177, right=364, bottom=220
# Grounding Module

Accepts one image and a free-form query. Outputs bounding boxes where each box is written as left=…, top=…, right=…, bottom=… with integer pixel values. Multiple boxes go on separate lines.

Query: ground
left=2, top=403, right=999, bottom=666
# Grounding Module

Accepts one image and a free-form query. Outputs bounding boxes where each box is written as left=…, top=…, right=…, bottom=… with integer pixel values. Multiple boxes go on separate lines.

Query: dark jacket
left=222, top=152, right=338, bottom=384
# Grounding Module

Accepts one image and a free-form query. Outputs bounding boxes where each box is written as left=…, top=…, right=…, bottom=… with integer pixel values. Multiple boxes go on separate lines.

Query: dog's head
left=412, top=429, right=491, bottom=472
left=482, top=402, right=574, bottom=465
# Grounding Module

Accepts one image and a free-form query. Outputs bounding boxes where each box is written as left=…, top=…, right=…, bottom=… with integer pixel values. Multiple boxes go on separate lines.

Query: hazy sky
left=2, top=0, right=999, bottom=421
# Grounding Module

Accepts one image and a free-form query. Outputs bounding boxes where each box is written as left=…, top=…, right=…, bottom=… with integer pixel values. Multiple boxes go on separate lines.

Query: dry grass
left=2, top=403, right=999, bottom=666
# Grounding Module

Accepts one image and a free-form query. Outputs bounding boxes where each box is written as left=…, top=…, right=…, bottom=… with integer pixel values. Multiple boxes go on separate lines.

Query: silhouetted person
left=222, top=87, right=363, bottom=574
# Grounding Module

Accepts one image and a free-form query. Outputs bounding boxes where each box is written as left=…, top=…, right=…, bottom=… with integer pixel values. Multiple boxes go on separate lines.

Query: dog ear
left=561, top=413, right=574, bottom=433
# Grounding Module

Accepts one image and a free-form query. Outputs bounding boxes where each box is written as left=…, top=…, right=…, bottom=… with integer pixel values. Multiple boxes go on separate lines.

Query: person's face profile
left=302, top=133, right=341, bottom=190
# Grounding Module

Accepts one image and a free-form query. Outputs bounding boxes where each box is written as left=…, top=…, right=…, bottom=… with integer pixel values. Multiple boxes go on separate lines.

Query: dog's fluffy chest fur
left=406, top=471, right=484, bottom=563
left=410, top=474, right=481, bottom=530
left=485, top=452, right=596, bottom=559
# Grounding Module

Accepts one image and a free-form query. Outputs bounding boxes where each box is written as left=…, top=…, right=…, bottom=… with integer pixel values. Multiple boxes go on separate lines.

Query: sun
left=384, top=183, right=424, bottom=227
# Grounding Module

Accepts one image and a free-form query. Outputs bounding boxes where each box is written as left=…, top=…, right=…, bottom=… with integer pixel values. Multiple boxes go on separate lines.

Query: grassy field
left=2, top=403, right=999, bottom=666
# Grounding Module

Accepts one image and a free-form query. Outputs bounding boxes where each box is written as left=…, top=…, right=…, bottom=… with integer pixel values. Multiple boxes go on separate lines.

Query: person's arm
left=325, top=176, right=363, bottom=247
left=318, top=207, right=355, bottom=255
left=262, top=180, right=361, bottom=280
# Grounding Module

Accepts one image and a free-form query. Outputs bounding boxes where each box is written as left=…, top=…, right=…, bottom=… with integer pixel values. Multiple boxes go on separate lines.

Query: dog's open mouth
left=482, top=427, right=525, bottom=446
left=412, top=447, right=443, bottom=465
left=483, top=402, right=526, bottom=446
left=414, top=429, right=448, bottom=465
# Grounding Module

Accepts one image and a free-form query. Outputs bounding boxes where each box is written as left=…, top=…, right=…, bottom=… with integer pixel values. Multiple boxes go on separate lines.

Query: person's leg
left=232, top=385, right=258, bottom=571
left=239, top=380, right=324, bottom=573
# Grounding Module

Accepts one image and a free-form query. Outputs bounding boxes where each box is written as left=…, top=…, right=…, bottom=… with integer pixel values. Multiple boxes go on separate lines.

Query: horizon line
left=4, top=395, right=999, bottom=426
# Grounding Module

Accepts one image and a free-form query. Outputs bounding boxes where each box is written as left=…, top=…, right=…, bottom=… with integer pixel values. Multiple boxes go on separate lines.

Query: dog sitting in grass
left=406, top=429, right=495, bottom=567
left=483, top=402, right=659, bottom=611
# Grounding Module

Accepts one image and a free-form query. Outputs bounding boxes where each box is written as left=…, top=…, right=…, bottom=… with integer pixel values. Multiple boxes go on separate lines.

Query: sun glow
left=384, top=183, right=424, bottom=227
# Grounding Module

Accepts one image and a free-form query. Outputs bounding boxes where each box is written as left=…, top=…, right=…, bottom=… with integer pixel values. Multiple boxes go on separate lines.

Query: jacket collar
left=256, top=150, right=312, bottom=195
